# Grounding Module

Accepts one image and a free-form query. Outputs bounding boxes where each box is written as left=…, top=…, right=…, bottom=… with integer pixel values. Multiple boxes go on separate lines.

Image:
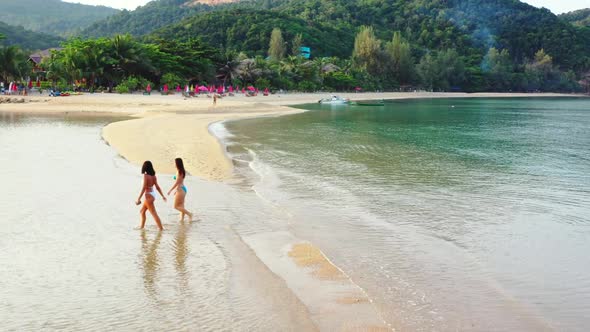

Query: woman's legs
left=139, top=204, right=148, bottom=229
left=146, top=198, right=164, bottom=230
left=174, top=190, right=192, bottom=221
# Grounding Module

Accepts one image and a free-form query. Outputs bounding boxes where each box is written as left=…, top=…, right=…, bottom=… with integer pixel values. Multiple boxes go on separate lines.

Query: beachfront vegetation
left=0, top=0, right=118, bottom=36
left=2, top=0, right=589, bottom=93
left=0, top=45, right=31, bottom=83
left=38, top=35, right=217, bottom=92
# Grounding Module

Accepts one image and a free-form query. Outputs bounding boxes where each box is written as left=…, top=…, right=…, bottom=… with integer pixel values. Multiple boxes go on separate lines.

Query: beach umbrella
left=242, top=88, right=246, bottom=94
left=217, top=86, right=223, bottom=94
left=229, top=86, right=233, bottom=93
left=247, top=86, right=255, bottom=91
left=198, top=85, right=208, bottom=92
left=146, top=84, right=152, bottom=93
left=176, top=85, right=181, bottom=93
left=163, top=84, right=169, bottom=93
left=264, top=88, right=269, bottom=93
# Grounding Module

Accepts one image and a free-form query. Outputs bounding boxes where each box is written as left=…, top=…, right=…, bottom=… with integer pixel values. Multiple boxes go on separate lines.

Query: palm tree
left=61, top=46, right=83, bottom=84
left=236, top=59, right=261, bottom=84
left=43, top=52, right=65, bottom=85
left=217, top=58, right=240, bottom=86
left=0, top=46, right=28, bottom=82
left=79, top=40, right=107, bottom=89
left=110, top=34, right=148, bottom=77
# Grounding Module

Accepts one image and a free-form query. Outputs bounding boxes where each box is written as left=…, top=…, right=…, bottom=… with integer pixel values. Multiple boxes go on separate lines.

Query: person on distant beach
left=136, top=161, right=167, bottom=230
left=213, top=94, right=217, bottom=106
left=167, top=158, right=193, bottom=222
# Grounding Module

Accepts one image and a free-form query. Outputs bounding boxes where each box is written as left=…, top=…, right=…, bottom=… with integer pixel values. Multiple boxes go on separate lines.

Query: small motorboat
left=354, top=100, right=385, bottom=106
left=319, top=95, right=350, bottom=104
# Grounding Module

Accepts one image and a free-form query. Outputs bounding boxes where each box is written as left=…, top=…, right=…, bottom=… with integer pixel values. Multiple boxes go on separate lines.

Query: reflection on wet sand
left=173, top=221, right=191, bottom=294
left=141, top=230, right=163, bottom=301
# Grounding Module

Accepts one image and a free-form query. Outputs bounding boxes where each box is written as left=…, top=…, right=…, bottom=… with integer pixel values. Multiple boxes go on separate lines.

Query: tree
left=352, top=26, right=382, bottom=76
left=417, top=53, right=438, bottom=91
left=291, top=33, right=303, bottom=57
left=111, top=34, right=146, bottom=77
left=0, top=46, right=29, bottom=82
left=268, top=28, right=286, bottom=61
left=417, top=49, right=465, bottom=91
left=483, top=48, right=513, bottom=91
left=524, top=49, right=555, bottom=91
left=438, top=49, right=465, bottom=90
left=385, top=31, right=414, bottom=85
left=237, top=59, right=262, bottom=84
left=217, top=56, right=241, bottom=85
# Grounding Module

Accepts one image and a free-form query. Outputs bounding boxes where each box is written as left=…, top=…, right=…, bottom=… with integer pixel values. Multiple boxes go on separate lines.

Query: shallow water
left=0, top=113, right=318, bottom=331
left=222, top=97, right=590, bottom=331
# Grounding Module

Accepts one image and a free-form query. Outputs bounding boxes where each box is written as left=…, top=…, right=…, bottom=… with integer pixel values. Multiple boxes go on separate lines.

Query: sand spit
left=1, top=91, right=581, bottom=181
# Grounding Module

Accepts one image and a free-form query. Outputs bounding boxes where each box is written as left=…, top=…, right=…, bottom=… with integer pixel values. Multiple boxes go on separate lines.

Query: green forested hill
left=0, top=0, right=118, bottom=36
left=560, top=9, right=590, bottom=27
left=81, top=0, right=590, bottom=72
left=143, top=0, right=590, bottom=72
left=5, top=0, right=586, bottom=93
left=0, top=21, right=63, bottom=50
left=149, top=9, right=354, bottom=58
left=81, top=0, right=223, bottom=38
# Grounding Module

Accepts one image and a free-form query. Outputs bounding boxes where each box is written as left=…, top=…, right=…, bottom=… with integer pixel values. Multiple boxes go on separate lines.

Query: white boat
left=318, top=95, right=350, bottom=104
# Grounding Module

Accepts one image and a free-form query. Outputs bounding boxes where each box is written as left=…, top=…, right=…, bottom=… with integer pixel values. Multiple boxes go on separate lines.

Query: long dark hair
left=175, top=158, right=186, bottom=178
left=141, top=160, right=155, bottom=176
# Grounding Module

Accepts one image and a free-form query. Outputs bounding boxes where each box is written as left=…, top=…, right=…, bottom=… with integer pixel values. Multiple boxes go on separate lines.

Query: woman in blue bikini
left=136, top=161, right=167, bottom=230
left=167, top=158, right=193, bottom=222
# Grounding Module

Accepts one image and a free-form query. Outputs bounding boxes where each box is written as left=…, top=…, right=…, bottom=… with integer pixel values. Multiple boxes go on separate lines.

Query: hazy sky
left=62, top=0, right=589, bottom=14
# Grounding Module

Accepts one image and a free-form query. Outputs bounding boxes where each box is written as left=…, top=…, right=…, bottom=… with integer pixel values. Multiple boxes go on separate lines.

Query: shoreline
left=0, top=91, right=584, bottom=181
left=2, top=93, right=586, bottom=330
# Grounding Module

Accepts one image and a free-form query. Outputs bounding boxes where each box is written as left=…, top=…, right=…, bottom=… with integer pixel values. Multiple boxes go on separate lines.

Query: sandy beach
left=0, top=91, right=580, bottom=181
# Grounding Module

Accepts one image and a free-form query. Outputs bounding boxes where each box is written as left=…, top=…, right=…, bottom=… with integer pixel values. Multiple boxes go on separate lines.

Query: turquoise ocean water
left=221, top=97, right=590, bottom=331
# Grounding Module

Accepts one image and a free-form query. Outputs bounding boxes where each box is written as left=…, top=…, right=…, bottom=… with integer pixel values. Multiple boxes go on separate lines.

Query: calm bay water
left=222, top=97, right=590, bottom=331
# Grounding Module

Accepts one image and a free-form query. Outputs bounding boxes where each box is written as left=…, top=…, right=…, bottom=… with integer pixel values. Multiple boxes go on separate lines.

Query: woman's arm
left=167, top=173, right=182, bottom=195
left=136, top=174, right=147, bottom=205
left=154, top=177, right=167, bottom=201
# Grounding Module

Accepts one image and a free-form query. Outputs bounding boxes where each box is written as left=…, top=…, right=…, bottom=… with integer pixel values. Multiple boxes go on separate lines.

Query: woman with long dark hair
left=167, top=158, right=193, bottom=221
left=136, top=161, right=167, bottom=230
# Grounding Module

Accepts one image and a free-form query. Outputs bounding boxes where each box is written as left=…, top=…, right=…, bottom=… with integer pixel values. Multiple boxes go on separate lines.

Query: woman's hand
left=135, top=199, right=141, bottom=206
left=163, top=196, right=167, bottom=202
